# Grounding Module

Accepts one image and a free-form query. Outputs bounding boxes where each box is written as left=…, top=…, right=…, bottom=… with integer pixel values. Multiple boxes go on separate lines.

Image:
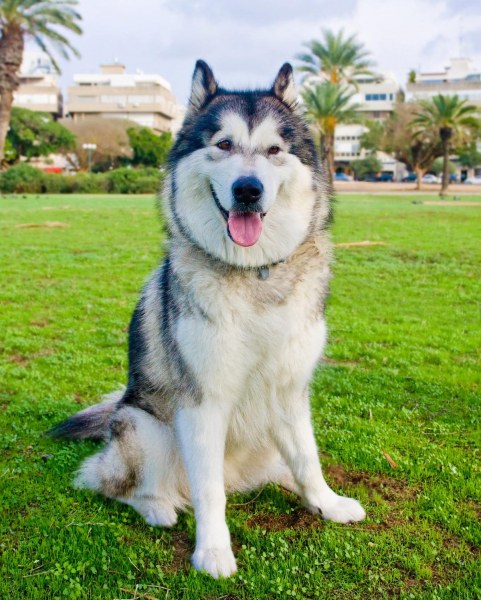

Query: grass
left=0, top=193, right=480, bottom=599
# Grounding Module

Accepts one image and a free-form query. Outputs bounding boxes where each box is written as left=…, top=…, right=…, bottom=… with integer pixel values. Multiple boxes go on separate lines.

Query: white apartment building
left=333, top=72, right=402, bottom=176
left=13, top=51, right=62, bottom=117
left=407, top=58, right=481, bottom=107
left=66, top=64, right=178, bottom=133
left=350, top=71, right=400, bottom=120
left=334, top=123, right=405, bottom=179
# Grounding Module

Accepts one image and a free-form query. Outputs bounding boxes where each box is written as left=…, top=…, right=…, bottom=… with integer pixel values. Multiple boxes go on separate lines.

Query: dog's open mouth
left=211, top=185, right=266, bottom=247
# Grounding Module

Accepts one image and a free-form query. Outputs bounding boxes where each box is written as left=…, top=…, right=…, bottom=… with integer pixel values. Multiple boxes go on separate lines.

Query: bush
left=350, top=156, right=383, bottom=180
left=0, top=163, right=46, bottom=193
left=106, top=167, right=162, bottom=194
left=70, top=173, right=108, bottom=194
left=0, top=165, right=162, bottom=194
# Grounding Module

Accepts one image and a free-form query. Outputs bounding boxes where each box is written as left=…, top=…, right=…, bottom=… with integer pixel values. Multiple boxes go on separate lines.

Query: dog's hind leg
left=74, top=406, right=186, bottom=527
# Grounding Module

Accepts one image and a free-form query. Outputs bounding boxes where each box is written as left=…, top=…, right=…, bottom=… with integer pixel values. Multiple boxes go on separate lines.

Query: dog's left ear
left=272, top=63, right=297, bottom=106
left=188, top=59, right=218, bottom=113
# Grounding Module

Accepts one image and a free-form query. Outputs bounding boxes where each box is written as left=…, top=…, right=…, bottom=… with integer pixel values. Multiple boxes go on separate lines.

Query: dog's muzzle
left=210, top=184, right=266, bottom=248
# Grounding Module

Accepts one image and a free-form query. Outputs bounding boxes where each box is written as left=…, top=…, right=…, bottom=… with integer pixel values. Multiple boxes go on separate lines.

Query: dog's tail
left=48, top=389, right=124, bottom=441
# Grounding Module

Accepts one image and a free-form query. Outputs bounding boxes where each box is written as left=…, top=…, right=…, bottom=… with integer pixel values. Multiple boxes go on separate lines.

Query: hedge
left=0, top=164, right=164, bottom=194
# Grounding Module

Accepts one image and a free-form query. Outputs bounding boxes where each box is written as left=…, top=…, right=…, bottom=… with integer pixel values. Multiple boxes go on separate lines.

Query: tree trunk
left=414, top=166, right=423, bottom=191
left=439, top=127, right=452, bottom=198
left=320, top=133, right=333, bottom=186
left=0, top=89, right=14, bottom=165
left=0, top=25, right=24, bottom=165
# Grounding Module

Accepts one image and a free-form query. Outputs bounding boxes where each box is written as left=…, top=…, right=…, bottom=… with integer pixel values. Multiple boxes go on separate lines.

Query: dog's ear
left=272, top=63, right=297, bottom=107
left=188, top=60, right=218, bottom=113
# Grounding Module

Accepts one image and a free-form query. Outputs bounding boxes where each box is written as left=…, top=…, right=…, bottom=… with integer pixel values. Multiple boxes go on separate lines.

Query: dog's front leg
left=175, top=402, right=237, bottom=579
left=272, top=399, right=366, bottom=523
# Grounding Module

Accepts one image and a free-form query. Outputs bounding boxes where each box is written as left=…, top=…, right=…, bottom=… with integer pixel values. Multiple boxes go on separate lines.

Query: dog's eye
left=268, top=145, right=281, bottom=156
left=216, top=140, right=232, bottom=151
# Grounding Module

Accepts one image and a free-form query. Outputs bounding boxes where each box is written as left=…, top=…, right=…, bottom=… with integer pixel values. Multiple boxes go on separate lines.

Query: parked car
left=422, top=174, right=440, bottom=184
left=377, top=172, right=394, bottom=182
left=364, top=172, right=394, bottom=182
left=334, top=172, right=353, bottom=182
left=402, top=172, right=417, bottom=182
left=463, top=176, right=481, bottom=184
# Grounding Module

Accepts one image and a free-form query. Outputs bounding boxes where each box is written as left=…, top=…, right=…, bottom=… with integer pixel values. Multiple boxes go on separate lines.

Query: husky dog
left=51, top=60, right=366, bottom=578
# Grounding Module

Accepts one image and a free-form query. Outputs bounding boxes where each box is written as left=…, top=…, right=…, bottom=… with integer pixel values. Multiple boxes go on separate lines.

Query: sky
left=48, top=0, right=481, bottom=105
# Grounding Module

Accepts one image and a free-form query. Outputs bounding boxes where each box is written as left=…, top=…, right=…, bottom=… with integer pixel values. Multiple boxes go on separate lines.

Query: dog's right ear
left=188, top=60, right=218, bottom=113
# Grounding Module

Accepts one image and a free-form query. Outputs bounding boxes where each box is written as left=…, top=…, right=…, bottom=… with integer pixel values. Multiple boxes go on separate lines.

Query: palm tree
left=296, top=29, right=375, bottom=86
left=0, top=0, right=82, bottom=164
left=301, top=82, right=361, bottom=183
left=411, top=94, right=480, bottom=196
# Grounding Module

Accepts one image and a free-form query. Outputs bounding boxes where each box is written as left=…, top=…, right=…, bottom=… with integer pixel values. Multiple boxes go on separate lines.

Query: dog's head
left=166, top=60, right=327, bottom=267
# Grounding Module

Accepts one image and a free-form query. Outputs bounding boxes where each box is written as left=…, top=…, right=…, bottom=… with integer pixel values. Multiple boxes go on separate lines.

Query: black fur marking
left=168, top=89, right=319, bottom=170
left=159, top=258, right=202, bottom=404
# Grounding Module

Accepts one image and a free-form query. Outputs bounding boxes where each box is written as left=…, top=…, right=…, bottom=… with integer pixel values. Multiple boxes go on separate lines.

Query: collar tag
left=258, top=266, right=270, bottom=280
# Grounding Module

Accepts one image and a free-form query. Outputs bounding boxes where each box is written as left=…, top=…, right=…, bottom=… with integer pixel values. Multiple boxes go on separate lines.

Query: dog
left=51, top=60, right=366, bottom=579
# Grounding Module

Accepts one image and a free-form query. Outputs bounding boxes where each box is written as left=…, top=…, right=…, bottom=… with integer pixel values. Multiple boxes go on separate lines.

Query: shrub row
left=0, top=164, right=164, bottom=194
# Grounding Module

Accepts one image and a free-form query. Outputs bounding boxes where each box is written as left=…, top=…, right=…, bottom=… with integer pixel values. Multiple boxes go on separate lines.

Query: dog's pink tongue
left=227, top=212, right=262, bottom=247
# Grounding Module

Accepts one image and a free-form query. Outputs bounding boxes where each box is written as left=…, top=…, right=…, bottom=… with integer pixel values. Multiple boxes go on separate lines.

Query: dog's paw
left=308, top=495, right=366, bottom=524
left=192, top=546, right=237, bottom=578
left=130, top=499, right=178, bottom=527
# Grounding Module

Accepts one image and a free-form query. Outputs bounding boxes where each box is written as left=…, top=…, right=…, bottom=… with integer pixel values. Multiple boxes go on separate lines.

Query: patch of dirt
left=325, top=464, right=419, bottom=503
left=9, top=354, right=29, bottom=365
left=247, top=509, right=322, bottom=532
left=423, top=201, right=481, bottom=206
left=169, top=531, right=192, bottom=572
left=15, top=221, right=70, bottom=229
left=8, top=348, right=55, bottom=366
left=30, top=320, right=49, bottom=328
left=335, top=240, right=387, bottom=248
left=321, top=357, right=359, bottom=368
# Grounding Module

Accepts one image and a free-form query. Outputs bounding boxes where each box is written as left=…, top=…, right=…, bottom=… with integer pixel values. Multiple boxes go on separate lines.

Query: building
left=350, top=72, right=401, bottom=121
left=13, top=51, right=62, bottom=117
left=65, top=64, right=177, bottom=133
left=407, top=58, right=481, bottom=107
left=334, top=123, right=406, bottom=180
left=332, top=72, right=402, bottom=176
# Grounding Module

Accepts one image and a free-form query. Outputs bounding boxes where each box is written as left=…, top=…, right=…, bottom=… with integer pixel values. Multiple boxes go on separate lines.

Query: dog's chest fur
left=169, top=235, right=331, bottom=445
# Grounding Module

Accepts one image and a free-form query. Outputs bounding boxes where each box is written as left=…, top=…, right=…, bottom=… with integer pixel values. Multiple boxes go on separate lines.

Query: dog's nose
left=232, top=177, right=264, bottom=204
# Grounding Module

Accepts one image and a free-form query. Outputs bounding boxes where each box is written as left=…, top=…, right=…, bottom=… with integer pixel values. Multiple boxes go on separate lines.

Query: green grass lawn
left=1, top=194, right=480, bottom=599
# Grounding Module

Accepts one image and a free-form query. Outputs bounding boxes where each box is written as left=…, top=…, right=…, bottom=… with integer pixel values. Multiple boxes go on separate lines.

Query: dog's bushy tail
left=49, top=389, right=123, bottom=441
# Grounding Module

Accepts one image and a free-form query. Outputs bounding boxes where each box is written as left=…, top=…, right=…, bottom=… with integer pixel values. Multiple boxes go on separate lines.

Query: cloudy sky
left=52, top=0, right=481, bottom=104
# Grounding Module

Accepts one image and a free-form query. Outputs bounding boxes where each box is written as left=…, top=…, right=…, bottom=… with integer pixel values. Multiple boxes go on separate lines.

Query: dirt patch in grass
left=335, top=240, right=387, bottom=248
left=246, top=509, right=322, bottom=532
left=9, top=354, right=29, bottom=366
left=8, top=349, right=55, bottom=366
left=15, top=221, right=70, bottom=229
left=321, top=357, right=359, bottom=368
left=325, top=463, right=419, bottom=502
left=169, top=531, right=192, bottom=572
left=423, top=201, right=481, bottom=206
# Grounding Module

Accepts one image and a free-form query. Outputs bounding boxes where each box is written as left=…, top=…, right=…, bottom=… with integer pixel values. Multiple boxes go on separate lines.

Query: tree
left=360, top=120, right=384, bottom=154
left=350, top=155, right=383, bottom=180
left=430, top=157, right=456, bottom=177
left=127, top=127, right=173, bottom=167
left=296, top=29, right=375, bottom=86
left=61, top=117, right=135, bottom=171
left=6, top=106, right=75, bottom=162
left=301, top=82, right=361, bottom=183
left=457, top=141, right=481, bottom=170
left=411, top=94, right=480, bottom=196
left=0, top=0, right=82, bottom=164
left=408, top=69, right=417, bottom=84
left=383, top=102, right=442, bottom=189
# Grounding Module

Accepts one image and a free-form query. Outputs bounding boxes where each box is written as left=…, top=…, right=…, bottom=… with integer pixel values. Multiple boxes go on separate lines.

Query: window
left=366, top=93, right=387, bottom=101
